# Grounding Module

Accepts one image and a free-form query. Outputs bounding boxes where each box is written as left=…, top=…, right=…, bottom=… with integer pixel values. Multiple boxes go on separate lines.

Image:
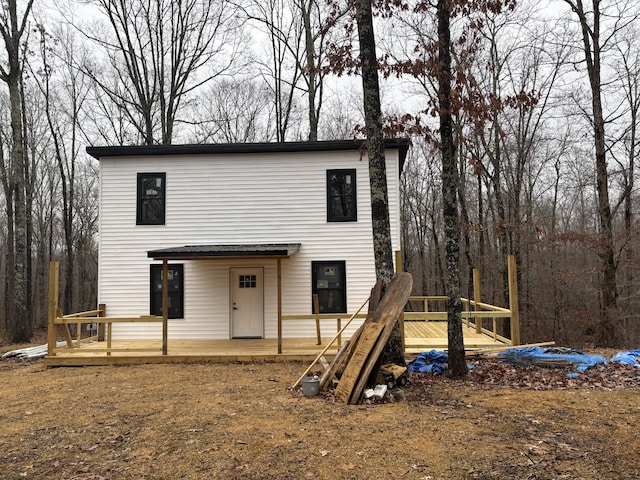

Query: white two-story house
left=87, top=139, right=409, bottom=342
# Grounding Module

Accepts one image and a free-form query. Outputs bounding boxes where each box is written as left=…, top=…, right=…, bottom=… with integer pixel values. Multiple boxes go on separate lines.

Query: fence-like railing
left=47, top=262, right=166, bottom=357
left=46, top=254, right=520, bottom=358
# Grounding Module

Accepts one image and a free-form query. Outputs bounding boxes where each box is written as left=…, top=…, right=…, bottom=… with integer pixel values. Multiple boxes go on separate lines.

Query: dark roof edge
left=147, top=243, right=302, bottom=260
left=86, top=138, right=410, bottom=165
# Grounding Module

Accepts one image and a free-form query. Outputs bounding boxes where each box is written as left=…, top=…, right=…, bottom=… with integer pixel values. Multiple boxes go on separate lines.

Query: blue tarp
left=610, top=350, right=640, bottom=368
left=407, top=350, right=450, bottom=373
left=407, top=347, right=612, bottom=375
left=497, top=347, right=607, bottom=373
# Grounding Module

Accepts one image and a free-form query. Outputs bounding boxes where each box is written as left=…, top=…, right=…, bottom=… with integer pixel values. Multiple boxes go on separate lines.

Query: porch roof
left=147, top=243, right=301, bottom=260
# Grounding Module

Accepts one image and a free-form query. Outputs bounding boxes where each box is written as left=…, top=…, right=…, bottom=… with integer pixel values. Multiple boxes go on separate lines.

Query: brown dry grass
left=1, top=349, right=639, bottom=480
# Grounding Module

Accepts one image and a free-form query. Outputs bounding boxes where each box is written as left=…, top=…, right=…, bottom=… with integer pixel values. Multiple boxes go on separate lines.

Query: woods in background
left=1, top=0, right=639, bottom=349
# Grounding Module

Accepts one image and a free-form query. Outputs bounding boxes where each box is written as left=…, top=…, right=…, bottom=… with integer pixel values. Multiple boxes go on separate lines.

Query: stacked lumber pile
left=1, top=342, right=67, bottom=360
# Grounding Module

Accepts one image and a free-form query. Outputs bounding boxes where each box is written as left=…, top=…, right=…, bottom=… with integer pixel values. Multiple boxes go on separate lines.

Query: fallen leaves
left=410, top=357, right=639, bottom=393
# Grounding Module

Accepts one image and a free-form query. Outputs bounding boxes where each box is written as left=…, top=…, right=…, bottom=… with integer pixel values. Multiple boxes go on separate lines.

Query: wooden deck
left=44, top=320, right=509, bottom=367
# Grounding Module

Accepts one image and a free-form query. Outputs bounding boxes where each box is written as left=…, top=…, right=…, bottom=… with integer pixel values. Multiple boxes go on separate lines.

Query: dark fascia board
left=148, top=243, right=302, bottom=260
left=86, top=138, right=410, bottom=173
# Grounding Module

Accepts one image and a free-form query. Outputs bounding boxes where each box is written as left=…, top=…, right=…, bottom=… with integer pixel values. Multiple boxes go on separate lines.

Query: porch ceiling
left=147, top=243, right=301, bottom=260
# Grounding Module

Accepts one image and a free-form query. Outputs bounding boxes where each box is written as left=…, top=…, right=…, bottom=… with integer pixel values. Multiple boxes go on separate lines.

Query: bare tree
left=192, top=78, right=274, bottom=143
left=30, top=23, right=91, bottom=314
left=242, top=0, right=303, bottom=142
left=560, top=0, right=639, bottom=347
left=79, top=0, right=245, bottom=145
left=0, top=0, right=35, bottom=342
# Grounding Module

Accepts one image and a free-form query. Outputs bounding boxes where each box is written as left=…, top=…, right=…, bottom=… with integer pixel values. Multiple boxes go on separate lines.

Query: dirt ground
left=1, top=343, right=639, bottom=480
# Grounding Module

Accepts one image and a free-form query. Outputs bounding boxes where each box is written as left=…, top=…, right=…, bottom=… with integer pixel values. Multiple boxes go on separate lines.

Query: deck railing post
left=162, top=259, right=168, bottom=355
left=277, top=258, right=282, bottom=354
left=395, top=251, right=406, bottom=350
left=473, top=268, right=482, bottom=334
left=47, top=261, right=60, bottom=356
left=98, top=304, right=106, bottom=341
left=313, top=294, right=321, bottom=345
left=508, top=255, right=521, bottom=345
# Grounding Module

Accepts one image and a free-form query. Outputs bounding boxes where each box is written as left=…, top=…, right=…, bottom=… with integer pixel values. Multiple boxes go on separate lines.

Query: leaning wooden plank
left=348, top=274, right=413, bottom=404
left=319, top=340, right=351, bottom=390
left=321, top=281, right=383, bottom=391
left=368, top=280, right=384, bottom=315
left=334, top=322, right=386, bottom=402
left=340, top=280, right=383, bottom=368
left=336, top=273, right=413, bottom=403
left=291, top=296, right=370, bottom=389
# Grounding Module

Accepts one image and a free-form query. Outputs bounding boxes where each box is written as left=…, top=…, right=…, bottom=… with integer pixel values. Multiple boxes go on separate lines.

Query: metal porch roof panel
left=147, top=243, right=302, bottom=260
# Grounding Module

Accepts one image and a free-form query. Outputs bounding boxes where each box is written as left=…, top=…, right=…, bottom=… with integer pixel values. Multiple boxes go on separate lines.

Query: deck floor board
left=45, top=321, right=509, bottom=366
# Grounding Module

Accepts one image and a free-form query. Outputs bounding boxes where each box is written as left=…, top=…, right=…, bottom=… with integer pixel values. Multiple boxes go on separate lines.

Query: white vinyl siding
left=98, top=148, right=402, bottom=339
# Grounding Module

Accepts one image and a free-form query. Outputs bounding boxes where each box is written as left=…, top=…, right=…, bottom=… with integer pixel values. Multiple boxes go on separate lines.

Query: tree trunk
left=564, top=0, right=620, bottom=347
left=0, top=0, right=34, bottom=342
left=302, top=0, right=319, bottom=141
left=354, top=0, right=404, bottom=365
left=437, top=0, right=466, bottom=378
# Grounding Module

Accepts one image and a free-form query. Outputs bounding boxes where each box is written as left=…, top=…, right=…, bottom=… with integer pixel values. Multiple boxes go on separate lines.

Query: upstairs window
left=312, top=261, right=347, bottom=313
left=137, top=173, right=166, bottom=225
left=150, top=264, right=184, bottom=319
left=327, top=169, right=357, bottom=222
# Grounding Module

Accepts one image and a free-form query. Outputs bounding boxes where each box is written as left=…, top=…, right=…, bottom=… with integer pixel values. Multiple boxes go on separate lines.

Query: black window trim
left=137, top=172, right=166, bottom=225
left=150, top=263, right=184, bottom=319
left=311, top=260, right=347, bottom=314
left=326, top=168, right=357, bottom=222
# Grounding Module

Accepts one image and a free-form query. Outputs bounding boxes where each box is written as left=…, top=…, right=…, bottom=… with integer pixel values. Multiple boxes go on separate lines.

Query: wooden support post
left=47, top=261, right=60, bottom=356
left=107, top=322, right=112, bottom=356
left=277, top=258, right=282, bottom=354
left=395, top=250, right=406, bottom=353
left=508, top=255, right=521, bottom=346
left=98, top=304, right=106, bottom=341
left=394, top=250, right=403, bottom=272
left=473, top=268, right=482, bottom=334
left=162, top=260, right=168, bottom=355
left=336, top=318, right=342, bottom=347
left=76, top=321, right=82, bottom=346
left=313, top=294, right=321, bottom=345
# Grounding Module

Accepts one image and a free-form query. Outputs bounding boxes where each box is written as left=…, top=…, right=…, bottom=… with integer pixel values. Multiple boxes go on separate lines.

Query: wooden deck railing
left=399, top=255, right=521, bottom=345
left=47, top=262, right=166, bottom=357
left=404, top=296, right=516, bottom=344
left=46, top=254, right=520, bottom=358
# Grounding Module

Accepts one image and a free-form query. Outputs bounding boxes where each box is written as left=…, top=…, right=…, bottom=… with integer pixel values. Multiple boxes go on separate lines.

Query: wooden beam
left=162, top=260, right=168, bottom=355
left=107, top=322, right=112, bottom=357
left=47, top=262, right=59, bottom=357
left=395, top=250, right=406, bottom=350
left=394, top=250, right=403, bottom=272
left=277, top=258, right=282, bottom=355
left=291, top=295, right=370, bottom=389
left=281, top=313, right=368, bottom=321
left=508, top=255, right=521, bottom=346
left=473, top=268, right=482, bottom=334
left=54, top=316, right=163, bottom=324
left=98, top=304, right=106, bottom=341
left=313, top=294, right=321, bottom=345
left=335, top=273, right=413, bottom=404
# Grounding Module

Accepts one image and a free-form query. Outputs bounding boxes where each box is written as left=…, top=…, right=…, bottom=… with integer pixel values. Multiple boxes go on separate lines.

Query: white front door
left=230, top=268, right=264, bottom=338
